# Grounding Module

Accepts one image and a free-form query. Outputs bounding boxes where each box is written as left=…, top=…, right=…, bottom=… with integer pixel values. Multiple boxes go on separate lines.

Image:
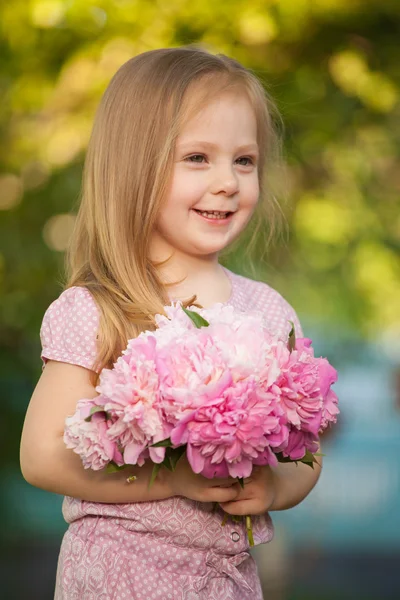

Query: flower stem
left=246, top=515, right=254, bottom=547
left=231, top=515, right=241, bottom=522
left=221, top=513, right=229, bottom=526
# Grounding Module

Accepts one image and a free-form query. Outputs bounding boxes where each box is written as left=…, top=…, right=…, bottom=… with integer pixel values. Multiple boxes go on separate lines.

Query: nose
left=210, top=164, right=239, bottom=197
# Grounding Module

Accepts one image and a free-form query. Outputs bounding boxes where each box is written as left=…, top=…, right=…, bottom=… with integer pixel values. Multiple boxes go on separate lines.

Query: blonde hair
left=65, top=46, right=283, bottom=381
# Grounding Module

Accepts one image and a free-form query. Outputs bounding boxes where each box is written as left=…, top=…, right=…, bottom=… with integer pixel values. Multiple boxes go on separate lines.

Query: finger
left=219, top=499, right=253, bottom=516
left=210, top=476, right=237, bottom=487
left=219, top=499, right=266, bottom=516
left=212, top=477, right=252, bottom=488
left=214, top=483, right=236, bottom=488
left=205, top=485, right=240, bottom=504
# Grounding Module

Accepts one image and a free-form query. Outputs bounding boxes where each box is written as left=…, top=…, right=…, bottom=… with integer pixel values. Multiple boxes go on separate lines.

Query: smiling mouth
left=193, top=209, right=234, bottom=219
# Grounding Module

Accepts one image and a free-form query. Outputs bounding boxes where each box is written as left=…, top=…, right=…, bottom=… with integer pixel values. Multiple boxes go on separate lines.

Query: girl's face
left=152, top=91, right=260, bottom=260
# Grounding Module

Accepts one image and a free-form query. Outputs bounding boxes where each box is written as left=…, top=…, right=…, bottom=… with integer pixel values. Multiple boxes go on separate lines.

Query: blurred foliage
left=1, top=0, right=400, bottom=467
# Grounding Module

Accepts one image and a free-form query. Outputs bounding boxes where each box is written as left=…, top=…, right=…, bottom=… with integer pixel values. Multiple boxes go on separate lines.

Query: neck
left=153, top=251, right=223, bottom=286
left=149, top=241, right=225, bottom=300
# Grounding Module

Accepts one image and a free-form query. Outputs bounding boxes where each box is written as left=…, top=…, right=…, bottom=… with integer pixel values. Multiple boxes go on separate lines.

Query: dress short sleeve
left=228, top=270, right=304, bottom=340
left=257, top=287, right=304, bottom=340
left=40, top=286, right=100, bottom=372
left=277, top=292, right=304, bottom=339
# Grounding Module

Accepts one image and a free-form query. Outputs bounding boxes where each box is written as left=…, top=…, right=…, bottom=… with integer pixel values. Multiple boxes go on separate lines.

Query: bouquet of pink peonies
left=64, top=303, right=339, bottom=545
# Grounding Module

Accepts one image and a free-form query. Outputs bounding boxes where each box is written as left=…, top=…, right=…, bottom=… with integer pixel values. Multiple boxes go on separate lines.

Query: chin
left=188, top=240, right=230, bottom=256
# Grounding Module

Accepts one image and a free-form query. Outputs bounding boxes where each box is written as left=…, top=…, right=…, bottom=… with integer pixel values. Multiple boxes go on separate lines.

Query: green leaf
left=151, top=438, right=172, bottom=447
left=276, top=449, right=320, bottom=469
left=160, top=446, right=186, bottom=471
left=162, top=458, right=174, bottom=472
left=182, top=307, right=210, bottom=328
left=84, top=405, right=105, bottom=422
left=302, top=449, right=315, bottom=462
left=275, top=452, right=295, bottom=464
left=168, top=446, right=186, bottom=471
left=237, top=477, right=245, bottom=489
left=288, top=320, right=296, bottom=352
left=148, top=463, right=162, bottom=488
left=298, top=450, right=321, bottom=469
left=105, top=462, right=130, bottom=474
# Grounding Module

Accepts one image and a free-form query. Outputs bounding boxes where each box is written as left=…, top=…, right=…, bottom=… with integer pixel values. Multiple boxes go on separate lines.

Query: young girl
left=20, top=46, right=321, bottom=600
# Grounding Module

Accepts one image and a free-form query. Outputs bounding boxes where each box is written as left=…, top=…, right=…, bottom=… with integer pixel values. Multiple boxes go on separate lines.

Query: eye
left=184, top=154, right=207, bottom=163
left=235, top=156, right=255, bottom=166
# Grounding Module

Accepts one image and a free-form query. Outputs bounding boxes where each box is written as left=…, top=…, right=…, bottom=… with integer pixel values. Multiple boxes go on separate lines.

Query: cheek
left=155, top=205, right=180, bottom=236
left=167, top=168, right=206, bottom=208
left=157, top=186, right=191, bottom=224
left=155, top=188, right=191, bottom=233
left=241, top=178, right=260, bottom=210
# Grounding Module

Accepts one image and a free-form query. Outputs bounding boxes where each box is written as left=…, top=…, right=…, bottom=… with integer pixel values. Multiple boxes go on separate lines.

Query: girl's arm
left=269, top=458, right=322, bottom=511
left=219, top=459, right=322, bottom=516
left=20, top=360, right=240, bottom=505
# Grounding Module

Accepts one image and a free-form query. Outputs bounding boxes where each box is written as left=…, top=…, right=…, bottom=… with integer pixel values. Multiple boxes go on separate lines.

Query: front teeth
left=197, top=210, right=229, bottom=219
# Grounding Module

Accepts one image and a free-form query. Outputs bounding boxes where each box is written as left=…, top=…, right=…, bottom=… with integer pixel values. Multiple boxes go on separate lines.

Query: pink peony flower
left=209, top=323, right=282, bottom=387
left=269, top=338, right=339, bottom=437
left=156, top=331, right=232, bottom=425
left=96, top=335, right=168, bottom=466
left=315, top=356, right=340, bottom=430
left=170, top=378, right=288, bottom=479
left=320, top=388, right=339, bottom=430
left=194, top=305, right=281, bottom=378
left=64, top=301, right=338, bottom=489
left=64, top=400, right=123, bottom=470
left=282, top=428, right=320, bottom=461
left=153, top=302, right=196, bottom=344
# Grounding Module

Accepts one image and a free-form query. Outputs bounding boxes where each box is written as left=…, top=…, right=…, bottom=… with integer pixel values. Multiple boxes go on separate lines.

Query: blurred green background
left=1, top=1, right=400, bottom=599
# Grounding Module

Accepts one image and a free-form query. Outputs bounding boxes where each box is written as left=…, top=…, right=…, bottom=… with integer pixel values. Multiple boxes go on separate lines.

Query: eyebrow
left=177, top=141, right=259, bottom=154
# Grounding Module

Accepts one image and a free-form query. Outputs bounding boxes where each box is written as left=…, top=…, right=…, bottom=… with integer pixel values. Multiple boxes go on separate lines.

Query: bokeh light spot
left=44, top=127, right=83, bottom=166
left=294, top=195, right=353, bottom=245
left=43, top=213, right=76, bottom=251
left=21, top=161, right=50, bottom=190
left=0, top=174, right=24, bottom=210
left=329, top=50, right=398, bottom=112
left=31, top=0, right=65, bottom=28
left=239, top=11, right=278, bottom=45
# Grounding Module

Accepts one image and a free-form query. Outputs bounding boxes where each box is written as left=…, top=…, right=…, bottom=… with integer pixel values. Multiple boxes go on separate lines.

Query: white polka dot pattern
left=44, top=269, right=303, bottom=599
left=55, top=516, right=265, bottom=599
left=225, top=269, right=304, bottom=340
left=40, top=286, right=100, bottom=372
left=40, top=271, right=302, bottom=373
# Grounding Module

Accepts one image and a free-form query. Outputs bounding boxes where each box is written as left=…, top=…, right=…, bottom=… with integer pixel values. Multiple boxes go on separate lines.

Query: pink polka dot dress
left=40, top=268, right=303, bottom=600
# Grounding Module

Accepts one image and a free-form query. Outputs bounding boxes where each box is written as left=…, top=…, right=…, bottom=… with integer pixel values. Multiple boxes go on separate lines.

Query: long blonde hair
left=66, top=46, right=282, bottom=380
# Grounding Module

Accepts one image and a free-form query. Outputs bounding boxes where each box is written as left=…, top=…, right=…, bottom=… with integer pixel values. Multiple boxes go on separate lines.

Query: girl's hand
left=166, top=455, right=242, bottom=504
left=219, top=466, right=276, bottom=516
